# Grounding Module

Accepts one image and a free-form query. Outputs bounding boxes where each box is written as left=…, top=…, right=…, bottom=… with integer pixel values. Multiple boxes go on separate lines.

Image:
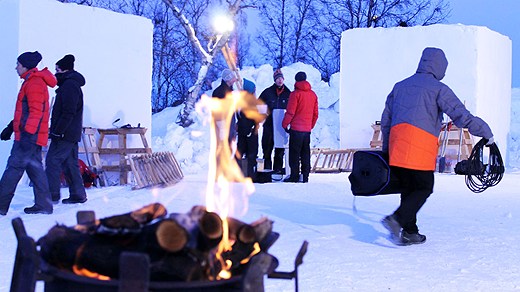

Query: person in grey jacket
left=380, top=47, right=494, bottom=245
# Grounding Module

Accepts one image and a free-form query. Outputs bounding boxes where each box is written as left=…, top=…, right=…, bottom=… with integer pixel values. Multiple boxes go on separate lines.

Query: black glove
left=49, top=132, right=64, bottom=141
left=1, top=121, right=13, bottom=141
left=284, top=127, right=290, bottom=133
left=485, top=136, right=495, bottom=146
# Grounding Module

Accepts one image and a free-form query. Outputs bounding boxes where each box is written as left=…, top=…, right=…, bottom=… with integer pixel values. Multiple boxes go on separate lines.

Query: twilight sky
left=446, top=0, right=519, bottom=87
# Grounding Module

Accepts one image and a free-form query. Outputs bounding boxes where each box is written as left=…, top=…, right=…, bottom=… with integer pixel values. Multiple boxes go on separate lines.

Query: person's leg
left=285, top=131, right=303, bottom=182
left=0, top=143, right=28, bottom=214
left=394, top=168, right=434, bottom=234
left=45, top=140, right=67, bottom=201
left=63, top=143, right=87, bottom=201
left=246, top=134, right=258, bottom=179
left=261, top=128, right=274, bottom=170
left=300, top=132, right=311, bottom=182
left=273, top=148, right=285, bottom=172
left=25, top=145, right=53, bottom=213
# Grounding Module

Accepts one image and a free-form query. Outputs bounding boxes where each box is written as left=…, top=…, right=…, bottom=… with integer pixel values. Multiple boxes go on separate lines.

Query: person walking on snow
left=282, top=71, right=319, bottom=183
left=46, top=54, right=87, bottom=204
left=259, top=69, right=291, bottom=173
left=0, top=51, right=57, bottom=215
left=381, top=47, right=494, bottom=245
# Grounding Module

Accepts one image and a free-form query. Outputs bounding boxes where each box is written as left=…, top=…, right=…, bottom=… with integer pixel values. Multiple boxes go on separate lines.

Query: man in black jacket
left=46, top=54, right=87, bottom=204
left=259, top=69, right=291, bottom=173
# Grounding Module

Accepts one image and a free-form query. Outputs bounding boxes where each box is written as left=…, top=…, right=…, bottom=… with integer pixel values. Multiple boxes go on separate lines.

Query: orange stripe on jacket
left=389, top=123, right=439, bottom=171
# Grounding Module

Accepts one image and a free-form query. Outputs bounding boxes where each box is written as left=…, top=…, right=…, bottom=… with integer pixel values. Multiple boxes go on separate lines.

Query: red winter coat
left=13, top=67, right=57, bottom=146
left=282, top=81, right=319, bottom=132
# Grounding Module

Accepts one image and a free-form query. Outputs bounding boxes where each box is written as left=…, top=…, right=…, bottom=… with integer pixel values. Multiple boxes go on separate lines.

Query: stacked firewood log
left=37, top=203, right=276, bottom=282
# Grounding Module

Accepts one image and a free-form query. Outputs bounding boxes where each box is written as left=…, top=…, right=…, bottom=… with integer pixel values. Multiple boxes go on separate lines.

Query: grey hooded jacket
left=381, top=47, right=493, bottom=170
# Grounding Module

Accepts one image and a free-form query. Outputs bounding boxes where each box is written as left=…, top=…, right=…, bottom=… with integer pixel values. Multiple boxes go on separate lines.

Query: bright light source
left=213, top=15, right=234, bottom=34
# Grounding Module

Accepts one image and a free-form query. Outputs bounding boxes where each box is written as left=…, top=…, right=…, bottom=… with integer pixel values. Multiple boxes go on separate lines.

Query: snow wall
left=0, top=0, right=153, bottom=173
left=340, top=24, right=512, bottom=163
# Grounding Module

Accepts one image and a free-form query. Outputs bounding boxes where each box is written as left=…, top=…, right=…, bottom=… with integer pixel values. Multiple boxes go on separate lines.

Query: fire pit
left=10, top=205, right=307, bottom=292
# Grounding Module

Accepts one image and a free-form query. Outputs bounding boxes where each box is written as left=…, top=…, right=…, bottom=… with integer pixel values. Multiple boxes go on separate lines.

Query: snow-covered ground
left=1, top=63, right=519, bottom=291
left=1, top=171, right=519, bottom=291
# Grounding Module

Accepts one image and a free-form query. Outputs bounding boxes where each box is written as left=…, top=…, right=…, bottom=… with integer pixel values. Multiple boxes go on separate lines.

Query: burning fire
left=196, top=73, right=266, bottom=279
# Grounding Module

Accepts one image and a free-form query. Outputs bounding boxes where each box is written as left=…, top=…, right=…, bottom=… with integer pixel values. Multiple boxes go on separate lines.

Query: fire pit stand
left=10, top=211, right=308, bottom=292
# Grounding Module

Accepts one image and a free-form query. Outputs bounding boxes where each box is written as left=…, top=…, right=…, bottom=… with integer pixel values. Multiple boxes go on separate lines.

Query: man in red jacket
left=282, top=71, right=319, bottom=183
left=0, top=51, right=57, bottom=215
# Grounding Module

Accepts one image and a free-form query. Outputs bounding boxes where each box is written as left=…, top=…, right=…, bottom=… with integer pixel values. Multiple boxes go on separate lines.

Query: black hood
left=56, top=70, right=86, bottom=87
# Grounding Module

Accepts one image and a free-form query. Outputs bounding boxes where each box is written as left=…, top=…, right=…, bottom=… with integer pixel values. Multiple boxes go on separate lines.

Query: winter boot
left=283, top=175, right=299, bottom=183
left=24, top=205, right=53, bottom=214
left=400, top=231, right=427, bottom=245
left=381, top=214, right=401, bottom=244
left=62, top=196, right=87, bottom=204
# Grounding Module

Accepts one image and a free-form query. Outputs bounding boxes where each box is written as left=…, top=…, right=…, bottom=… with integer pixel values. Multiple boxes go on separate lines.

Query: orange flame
left=196, top=82, right=266, bottom=279
left=72, top=265, right=111, bottom=281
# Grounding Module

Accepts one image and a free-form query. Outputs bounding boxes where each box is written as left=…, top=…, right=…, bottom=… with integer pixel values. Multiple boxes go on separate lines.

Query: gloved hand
left=1, top=121, right=14, bottom=141
left=485, top=136, right=495, bottom=146
left=49, top=132, right=64, bottom=141
left=284, top=127, right=290, bottom=133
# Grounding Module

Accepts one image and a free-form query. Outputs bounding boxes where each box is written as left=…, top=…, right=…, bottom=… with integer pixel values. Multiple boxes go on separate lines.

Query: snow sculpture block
left=340, top=24, right=511, bottom=163
left=0, top=0, right=153, bottom=171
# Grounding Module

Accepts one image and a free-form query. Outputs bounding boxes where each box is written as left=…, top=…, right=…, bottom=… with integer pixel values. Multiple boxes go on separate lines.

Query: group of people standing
left=0, top=51, right=87, bottom=216
left=213, top=68, right=319, bottom=184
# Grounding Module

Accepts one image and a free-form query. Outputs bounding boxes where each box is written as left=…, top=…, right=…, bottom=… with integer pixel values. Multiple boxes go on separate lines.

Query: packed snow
left=1, top=63, right=519, bottom=291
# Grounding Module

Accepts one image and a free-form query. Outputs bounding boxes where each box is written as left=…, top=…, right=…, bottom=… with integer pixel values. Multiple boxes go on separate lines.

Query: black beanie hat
left=17, top=51, right=42, bottom=69
left=295, top=71, right=307, bottom=82
left=56, top=54, right=75, bottom=71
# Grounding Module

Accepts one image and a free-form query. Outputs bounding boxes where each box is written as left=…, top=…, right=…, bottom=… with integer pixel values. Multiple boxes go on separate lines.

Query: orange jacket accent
left=14, top=67, right=57, bottom=146
left=388, top=123, right=439, bottom=171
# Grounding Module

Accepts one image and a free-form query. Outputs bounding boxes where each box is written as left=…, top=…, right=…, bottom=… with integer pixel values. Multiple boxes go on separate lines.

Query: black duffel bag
left=348, top=150, right=402, bottom=196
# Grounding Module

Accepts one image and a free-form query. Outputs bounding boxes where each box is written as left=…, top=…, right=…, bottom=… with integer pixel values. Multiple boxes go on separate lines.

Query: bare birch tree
left=161, top=0, right=249, bottom=127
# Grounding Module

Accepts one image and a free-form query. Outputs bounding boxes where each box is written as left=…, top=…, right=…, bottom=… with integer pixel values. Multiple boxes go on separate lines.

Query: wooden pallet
left=127, top=152, right=184, bottom=189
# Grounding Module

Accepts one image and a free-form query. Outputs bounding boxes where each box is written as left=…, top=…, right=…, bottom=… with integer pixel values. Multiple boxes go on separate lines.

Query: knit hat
left=273, top=68, right=284, bottom=81
left=17, top=51, right=42, bottom=69
left=295, top=71, right=307, bottom=82
left=242, top=79, right=256, bottom=94
left=56, top=54, right=75, bottom=71
left=222, top=69, right=235, bottom=82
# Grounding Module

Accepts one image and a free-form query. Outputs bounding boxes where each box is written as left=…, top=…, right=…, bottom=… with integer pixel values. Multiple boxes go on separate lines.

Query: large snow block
left=339, top=24, right=512, bottom=163
left=0, top=0, right=153, bottom=171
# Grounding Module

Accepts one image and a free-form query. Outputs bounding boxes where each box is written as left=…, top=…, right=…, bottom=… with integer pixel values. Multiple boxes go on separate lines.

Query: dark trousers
left=236, top=133, right=258, bottom=178
left=288, top=130, right=311, bottom=180
left=45, top=140, right=86, bottom=201
left=391, top=166, right=434, bottom=234
left=0, top=141, right=52, bottom=213
left=261, top=128, right=284, bottom=171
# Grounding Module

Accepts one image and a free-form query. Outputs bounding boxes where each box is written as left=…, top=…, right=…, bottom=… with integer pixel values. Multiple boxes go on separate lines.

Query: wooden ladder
left=80, top=127, right=108, bottom=187
left=311, top=148, right=359, bottom=173
left=438, top=125, right=473, bottom=162
left=370, top=124, right=382, bottom=149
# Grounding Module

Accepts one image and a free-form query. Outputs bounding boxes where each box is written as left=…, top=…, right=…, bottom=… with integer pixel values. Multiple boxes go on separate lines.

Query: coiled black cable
left=454, top=138, right=505, bottom=193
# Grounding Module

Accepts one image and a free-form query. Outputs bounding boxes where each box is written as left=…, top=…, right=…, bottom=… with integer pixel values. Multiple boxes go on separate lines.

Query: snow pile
left=153, top=63, right=520, bottom=173
left=152, top=63, right=340, bottom=174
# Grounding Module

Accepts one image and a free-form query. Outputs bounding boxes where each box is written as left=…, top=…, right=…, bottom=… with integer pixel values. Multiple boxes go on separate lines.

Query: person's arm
left=282, top=93, right=297, bottom=129
left=381, top=90, right=394, bottom=153
left=52, top=81, right=80, bottom=135
left=23, top=81, right=46, bottom=134
left=311, top=92, right=319, bottom=128
left=439, top=85, right=493, bottom=139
